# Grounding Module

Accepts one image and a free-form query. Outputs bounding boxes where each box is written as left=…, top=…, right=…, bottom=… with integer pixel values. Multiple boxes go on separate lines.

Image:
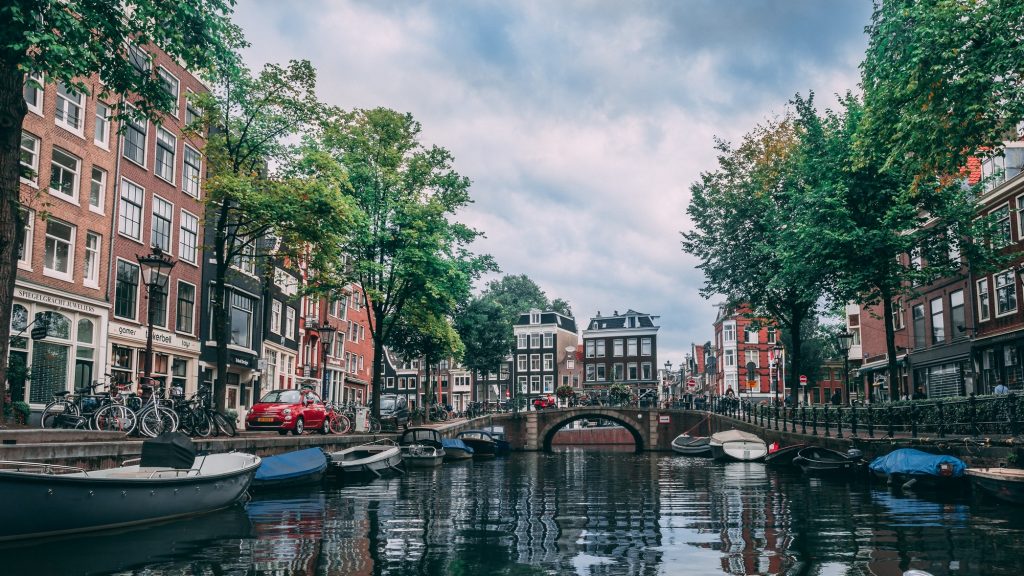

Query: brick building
left=513, top=308, right=578, bottom=404
left=711, top=303, right=779, bottom=402
left=581, top=309, right=658, bottom=398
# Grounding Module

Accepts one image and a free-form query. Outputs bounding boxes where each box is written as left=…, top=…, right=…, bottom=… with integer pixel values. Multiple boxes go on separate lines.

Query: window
left=641, top=337, right=652, bottom=356
left=930, top=298, right=945, bottom=344
left=151, top=196, right=173, bottom=251
left=996, top=270, right=1017, bottom=316
left=543, top=332, right=554, bottom=347
left=179, top=210, right=198, bottom=264
left=123, top=116, right=147, bottom=166
left=271, top=301, right=282, bottom=334
left=20, top=131, right=39, bottom=184
left=529, top=333, right=541, bottom=348
left=155, top=128, right=176, bottom=183
left=185, top=91, right=201, bottom=126
left=892, top=297, right=905, bottom=330
left=83, top=232, right=100, bottom=287
left=912, top=304, right=926, bottom=349
left=517, top=355, right=527, bottom=371
left=543, top=375, right=554, bottom=393
left=55, top=83, right=83, bottom=132
left=285, top=307, right=295, bottom=338
left=613, top=339, right=624, bottom=357
left=994, top=205, right=1012, bottom=247
left=909, top=249, right=922, bottom=270
left=627, top=338, right=638, bottom=356
left=530, top=311, right=540, bottom=324
left=724, top=349, right=735, bottom=367
left=596, top=364, right=606, bottom=381
left=627, top=363, right=638, bottom=380
left=585, top=340, right=595, bottom=358
left=530, top=354, right=540, bottom=371
left=978, top=278, right=991, bottom=322
left=128, top=44, right=151, bottom=76
left=114, top=260, right=139, bottom=319
left=566, top=357, right=575, bottom=370
left=543, top=353, right=553, bottom=370
left=229, top=292, right=254, bottom=347
left=517, top=334, right=528, bottom=349
left=595, top=340, right=605, bottom=357
left=89, top=167, right=106, bottom=211
left=157, top=67, right=180, bottom=115
left=232, top=240, right=256, bottom=275
left=641, top=363, right=652, bottom=380
left=950, top=290, right=966, bottom=339
left=49, top=147, right=80, bottom=201
left=176, top=282, right=195, bottom=334
left=744, top=328, right=759, bottom=344
left=529, top=375, right=541, bottom=393
left=767, top=328, right=777, bottom=343
left=149, top=275, right=169, bottom=328
left=585, top=364, right=595, bottom=382
left=723, top=323, right=736, bottom=343
left=94, top=103, right=110, bottom=147
left=24, top=72, right=43, bottom=115
left=17, top=208, right=32, bottom=268
left=43, top=219, right=74, bottom=279
left=745, top=349, right=759, bottom=368
left=182, top=145, right=201, bottom=197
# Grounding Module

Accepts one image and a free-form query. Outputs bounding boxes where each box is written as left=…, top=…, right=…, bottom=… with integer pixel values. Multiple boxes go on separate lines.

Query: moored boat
left=0, top=433, right=260, bottom=541
left=441, top=438, right=474, bottom=461
left=457, top=430, right=498, bottom=458
left=252, top=447, right=328, bottom=490
left=328, top=440, right=404, bottom=479
left=966, top=467, right=1024, bottom=504
left=792, top=446, right=862, bottom=476
left=868, top=448, right=967, bottom=491
left=399, top=427, right=446, bottom=467
left=671, top=434, right=712, bottom=457
left=709, top=430, right=767, bottom=462
left=764, top=443, right=809, bottom=468
left=481, top=426, right=512, bottom=455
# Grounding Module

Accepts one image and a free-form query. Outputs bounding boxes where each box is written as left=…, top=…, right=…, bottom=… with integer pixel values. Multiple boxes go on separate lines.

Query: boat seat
left=100, top=467, right=199, bottom=479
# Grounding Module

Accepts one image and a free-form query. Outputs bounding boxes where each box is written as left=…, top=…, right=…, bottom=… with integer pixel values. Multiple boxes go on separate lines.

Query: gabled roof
left=586, top=309, right=659, bottom=331
left=514, top=309, right=577, bottom=333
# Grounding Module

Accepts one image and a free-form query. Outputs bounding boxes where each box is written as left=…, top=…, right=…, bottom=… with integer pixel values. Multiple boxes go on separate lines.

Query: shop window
left=111, top=345, right=134, bottom=386
left=172, top=358, right=188, bottom=397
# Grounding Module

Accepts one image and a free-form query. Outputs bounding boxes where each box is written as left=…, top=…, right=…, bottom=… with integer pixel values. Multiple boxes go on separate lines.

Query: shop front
left=107, top=320, right=200, bottom=399
left=972, top=331, right=1024, bottom=395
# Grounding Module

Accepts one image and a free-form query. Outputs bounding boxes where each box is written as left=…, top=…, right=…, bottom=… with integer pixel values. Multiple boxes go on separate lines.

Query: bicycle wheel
left=368, top=416, right=381, bottom=434
left=190, top=408, right=213, bottom=437
left=140, top=406, right=179, bottom=437
left=331, top=413, right=351, bottom=434
left=211, top=411, right=237, bottom=437
left=92, top=405, right=138, bottom=435
left=41, top=400, right=78, bottom=428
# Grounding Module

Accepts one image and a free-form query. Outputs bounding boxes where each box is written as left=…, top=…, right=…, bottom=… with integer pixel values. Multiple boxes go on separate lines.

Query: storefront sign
left=108, top=321, right=197, bottom=353
left=231, top=353, right=254, bottom=368
left=16, top=287, right=100, bottom=315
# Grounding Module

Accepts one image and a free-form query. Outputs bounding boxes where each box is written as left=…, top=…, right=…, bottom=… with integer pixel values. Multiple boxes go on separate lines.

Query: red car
left=532, top=395, right=557, bottom=410
left=246, top=389, right=329, bottom=435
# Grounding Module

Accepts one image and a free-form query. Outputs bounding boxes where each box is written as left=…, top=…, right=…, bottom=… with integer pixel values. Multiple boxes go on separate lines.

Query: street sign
left=799, top=375, right=808, bottom=386
left=686, top=378, right=696, bottom=390
left=658, top=415, right=671, bottom=424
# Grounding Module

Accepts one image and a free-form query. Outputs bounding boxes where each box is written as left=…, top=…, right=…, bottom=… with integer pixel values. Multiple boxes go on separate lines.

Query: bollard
left=936, top=400, right=945, bottom=438
left=887, top=405, right=895, bottom=438
left=1009, top=393, right=1019, bottom=437
left=850, top=405, right=858, bottom=437
left=910, top=402, right=918, bottom=438
left=867, top=404, right=874, bottom=438
left=791, top=406, right=798, bottom=433
left=836, top=406, right=844, bottom=439
left=969, top=393, right=978, bottom=436
left=824, top=405, right=831, bottom=437
left=801, top=405, right=807, bottom=434
left=812, top=406, right=818, bottom=436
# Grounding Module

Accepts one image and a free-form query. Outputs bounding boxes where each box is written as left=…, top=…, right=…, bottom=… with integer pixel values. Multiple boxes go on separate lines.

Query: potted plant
left=10, top=401, right=30, bottom=425
left=609, top=382, right=631, bottom=405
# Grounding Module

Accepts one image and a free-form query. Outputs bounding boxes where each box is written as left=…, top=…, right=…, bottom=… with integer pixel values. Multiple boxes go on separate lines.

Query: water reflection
left=12, top=451, right=1024, bottom=575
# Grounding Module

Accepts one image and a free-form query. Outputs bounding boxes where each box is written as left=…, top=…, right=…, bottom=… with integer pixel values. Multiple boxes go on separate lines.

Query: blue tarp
left=254, top=447, right=327, bottom=481
left=441, top=438, right=474, bottom=454
left=868, top=448, right=967, bottom=478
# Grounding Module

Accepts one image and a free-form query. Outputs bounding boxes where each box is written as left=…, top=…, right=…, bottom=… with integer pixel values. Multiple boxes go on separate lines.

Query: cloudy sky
left=232, top=0, right=873, bottom=364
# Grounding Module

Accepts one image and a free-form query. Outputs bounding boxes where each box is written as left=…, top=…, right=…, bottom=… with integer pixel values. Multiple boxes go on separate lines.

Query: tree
left=0, top=1, right=241, bottom=420
left=197, top=60, right=358, bottom=409
left=455, top=296, right=513, bottom=398
left=321, top=107, right=495, bottom=419
left=389, top=305, right=464, bottom=411
left=480, top=274, right=554, bottom=327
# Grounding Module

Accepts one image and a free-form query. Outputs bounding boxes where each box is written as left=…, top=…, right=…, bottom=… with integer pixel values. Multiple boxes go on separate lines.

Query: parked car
left=379, top=394, right=410, bottom=431
left=532, top=395, right=556, bottom=410
left=246, top=389, right=329, bottom=435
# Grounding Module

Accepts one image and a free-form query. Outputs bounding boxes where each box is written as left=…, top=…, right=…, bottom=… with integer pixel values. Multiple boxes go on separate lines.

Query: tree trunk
left=787, top=306, right=805, bottom=406
left=211, top=201, right=231, bottom=411
left=371, top=304, right=385, bottom=419
left=882, top=290, right=900, bottom=402
left=0, top=61, right=28, bottom=423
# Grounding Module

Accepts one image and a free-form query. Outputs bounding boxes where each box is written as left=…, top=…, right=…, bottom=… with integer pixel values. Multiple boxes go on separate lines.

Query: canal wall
left=550, top=427, right=634, bottom=445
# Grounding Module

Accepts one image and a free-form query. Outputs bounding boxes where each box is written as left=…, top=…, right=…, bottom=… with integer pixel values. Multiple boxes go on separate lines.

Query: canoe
left=441, top=438, right=474, bottom=461
left=671, top=434, right=712, bottom=457
left=457, top=430, right=498, bottom=458
left=792, top=446, right=862, bottom=476
left=868, top=448, right=967, bottom=491
left=328, top=441, right=404, bottom=479
left=764, top=443, right=809, bottom=468
left=481, top=426, right=512, bottom=455
left=966, top=467, right=1024, bottom=504
left=0, top=438, right=260, bottom=541
left=399, top=427, right=446, bottom=467
left=252, top=447, right=328, bottom=490
left=709, top=430, right=767, bottom=462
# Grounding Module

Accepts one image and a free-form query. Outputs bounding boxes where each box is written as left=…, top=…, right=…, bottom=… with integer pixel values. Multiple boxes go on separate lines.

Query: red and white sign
left=799, top=375, right=808, bottom=386
left=686, top=378, right=696, bottom=390
left=658, top=415, right=671, bottom=424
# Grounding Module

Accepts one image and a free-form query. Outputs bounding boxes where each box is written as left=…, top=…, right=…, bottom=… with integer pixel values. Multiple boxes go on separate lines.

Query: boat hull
left=0, top=453, right=260, bottom=541
left=709, top=430, right=767, bottom=462
left=793, top=447, right=862, bottom=477
left=671, top=435, right=712, bottom=457
left=401, top=445, right=445, bottom=467
left=251, top=468, right=326, bottom=490
left=329, top=445, right=404, bottom=479
left=252, top=448, right=328, bottom=491
left=967, top=468, right=1024, bottom=504
left=443, top=448, right=474, bottom=461
left=765, top=444, right=808, bottom=468
left=459, top=438, right=497, bottom=458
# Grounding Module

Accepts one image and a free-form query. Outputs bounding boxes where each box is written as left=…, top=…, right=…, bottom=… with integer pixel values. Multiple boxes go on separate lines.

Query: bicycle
left=40, top=381, right=105, bottom=429
left=135, top=379, right=179, bottom=437
left=195, top=384, right=237, bottom=437
left=324, top=402, right=352, bottom=434
left=91, top=381, right=139, bottom=434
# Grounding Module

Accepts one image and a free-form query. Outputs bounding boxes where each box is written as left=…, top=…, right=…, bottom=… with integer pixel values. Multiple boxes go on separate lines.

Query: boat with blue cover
left=441, top=438, right=474, bottom=461
left=252, top=447, right=328, bottom=490
left=481, top=426, right=511, bottom=455
left=869, top=448, right=967, bottom=491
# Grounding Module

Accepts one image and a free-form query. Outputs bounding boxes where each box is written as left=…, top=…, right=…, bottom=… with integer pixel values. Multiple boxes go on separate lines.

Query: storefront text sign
left=108, top=321, right=197, bottom=353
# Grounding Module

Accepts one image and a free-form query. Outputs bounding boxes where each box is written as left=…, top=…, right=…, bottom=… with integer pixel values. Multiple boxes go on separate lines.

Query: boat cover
left=255, top=448, right=328, bottom=481
left=441, top=439, right=474, bottom=454
left=140, top=431, right=195, bottom=469
left=869, top=448, right=967, bottom=478
left=710, top=430, right=763, bottom=444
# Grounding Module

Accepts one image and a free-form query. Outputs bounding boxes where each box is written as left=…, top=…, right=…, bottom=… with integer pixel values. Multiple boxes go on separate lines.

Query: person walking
left=830, top=389, right=842, bottom=406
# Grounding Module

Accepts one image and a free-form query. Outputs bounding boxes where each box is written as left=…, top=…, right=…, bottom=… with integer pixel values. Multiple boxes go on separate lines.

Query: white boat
left=709, top=429, right=767, bottom=462
left=328, top=440, right=404, bottom=479
left=399, top=427, right=446, bottom=467
left=671, top=434, right=712, bottom=456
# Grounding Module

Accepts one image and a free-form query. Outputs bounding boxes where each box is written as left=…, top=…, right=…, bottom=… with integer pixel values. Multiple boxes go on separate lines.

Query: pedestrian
left=912, top=386, right=926, bottom=400
left=995, top=382, right=1010, bottom=395
left=830, top=389, right=842, bottom=406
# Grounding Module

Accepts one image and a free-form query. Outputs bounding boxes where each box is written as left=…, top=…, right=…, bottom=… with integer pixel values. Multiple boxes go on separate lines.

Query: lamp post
left=835, top=331, right=854, bottom=405
left=318, top=321, right=337, bottom=401
left=136, top=247, right=176, bottom=385
left=664, top=360, right=672, bottom=403
left=772, top=340, right=783, bottom=406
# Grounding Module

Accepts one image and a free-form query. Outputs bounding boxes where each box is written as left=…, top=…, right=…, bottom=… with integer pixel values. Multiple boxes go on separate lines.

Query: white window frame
left=118, top=178, right=144, bottom=242
left=24, top=72, right=43, bottom=116
left=270, top=300, right=282, bottom=334
left=175, top=280, right=197, bottom=335
left=543, top=375, right=554, bottom=393
left=48, top=147, right=81, bottom=204
left=585, top=340, right=595, bottom=358
left=530, top=333, right=541, bottom=348
left=627, top=338, right=638, bottom=356
left=178, top=209, right=199, bottom=264
left=157, top=66, right=180, bottom=116
left=155, top=127, right=176, bottom=184
left=55, top=82, right=84, bottom=135
left=723, top=322, right=736, bottom=343
left=17, top=208, right=33, bottom=270
left=88, top=166, right=106, bottom=214
left=182, top=144, right=201, bottom=198
left=543, top=353, right=553, bottom=370
left=724, top=349, right=736, bottom=368
left=19, top=131, right=39, bottom=186
left=150, top=195, right=173, bottom=252
left=995, top=269, right=1018, bottom=318
left=530, top=354, right=540, bottom=371
left=744, top=349, right=759, bottom=368
left=517, top=334, right=528, bottom=349
left=613, top=339, right=624, bottom=357
left=43, top=218, right=75, bottom=281
left=978, top=278, right=991, bottom=322
left=93, top=102, right=110, bottom=148
left=83, top=231, right=100, bottom=288
left=114, top=258, right=140, bottom=320
left=543, top=332, right=554, bottom=347
left=285, top=307, right=295, bottom=338
left=517, top=355, right=527, bottom=371
left=123, top=115, right=147, bottom=168
left=641, top=337, right=652, bottom=356
left=596, top=340, right=605, bottom=357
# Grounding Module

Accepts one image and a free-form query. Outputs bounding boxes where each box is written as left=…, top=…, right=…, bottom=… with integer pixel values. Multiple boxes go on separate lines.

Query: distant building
left=512, top=308, right=578, bottom=402
left=711, top=303, right=778, bottom=402
left=581, top=309, right=659, bottom=397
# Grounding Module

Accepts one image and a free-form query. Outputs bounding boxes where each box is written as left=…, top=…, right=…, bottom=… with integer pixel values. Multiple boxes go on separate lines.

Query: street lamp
left=664, top=360, right=672, bottom=401
left=772, top=340, right=783, bottom=406
left=319, top=321, right=337, bottom=401
left=136, top=247, right=176, bottom=386
left=835, top=331, right=854, bottom=405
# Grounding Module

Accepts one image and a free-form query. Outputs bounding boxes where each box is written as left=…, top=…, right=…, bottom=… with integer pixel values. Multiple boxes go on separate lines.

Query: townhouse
left=710, top=304, right=778, bottom=402
left=513, top=308, right=578, bottom=403
left=580, top=309, right=656, bottom=398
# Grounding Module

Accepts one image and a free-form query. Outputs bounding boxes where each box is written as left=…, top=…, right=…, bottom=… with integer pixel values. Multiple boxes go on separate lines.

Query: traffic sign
left=799, top=375, right=808, bottom=386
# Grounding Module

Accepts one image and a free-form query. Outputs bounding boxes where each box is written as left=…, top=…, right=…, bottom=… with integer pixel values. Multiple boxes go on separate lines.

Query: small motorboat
left=764, top=443, right=809, bottom=468
left=671, top=434, right=712, bottom=457
left=457, top=430, right=498, bottom=458
left=868, top=448, right=967, bottom=491
left=328, top=440, right=404, bottom=479
left=481, top=426, right=511, bottom=455
left=399, top=427, right=446, bottom=467
left=709, top=430, right=767, bottom=462
left=0, top=432, right=260, bottom=541
left=792, top=446, right=863, bottom=476
left=966, top=467, right=1024, bottom=504
left=252, top=447, right=328, bottom=490
left=441, top=438, right=474, bottom=461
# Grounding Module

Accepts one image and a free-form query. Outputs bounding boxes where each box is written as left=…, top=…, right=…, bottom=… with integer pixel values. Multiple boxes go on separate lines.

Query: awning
left=855, top=354, right=906, bottom=375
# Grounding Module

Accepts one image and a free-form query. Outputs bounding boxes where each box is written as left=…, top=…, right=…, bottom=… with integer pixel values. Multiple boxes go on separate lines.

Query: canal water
left=7, top=449, right=1024, bottom=575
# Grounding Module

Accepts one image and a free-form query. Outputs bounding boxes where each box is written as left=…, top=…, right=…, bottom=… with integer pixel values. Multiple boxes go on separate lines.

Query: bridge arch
left=537, top=409, right=647, bottom=452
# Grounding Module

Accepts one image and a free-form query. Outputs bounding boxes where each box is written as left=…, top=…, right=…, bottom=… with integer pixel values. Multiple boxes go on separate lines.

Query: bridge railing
left=705, top=393, right=1023, bottom=439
